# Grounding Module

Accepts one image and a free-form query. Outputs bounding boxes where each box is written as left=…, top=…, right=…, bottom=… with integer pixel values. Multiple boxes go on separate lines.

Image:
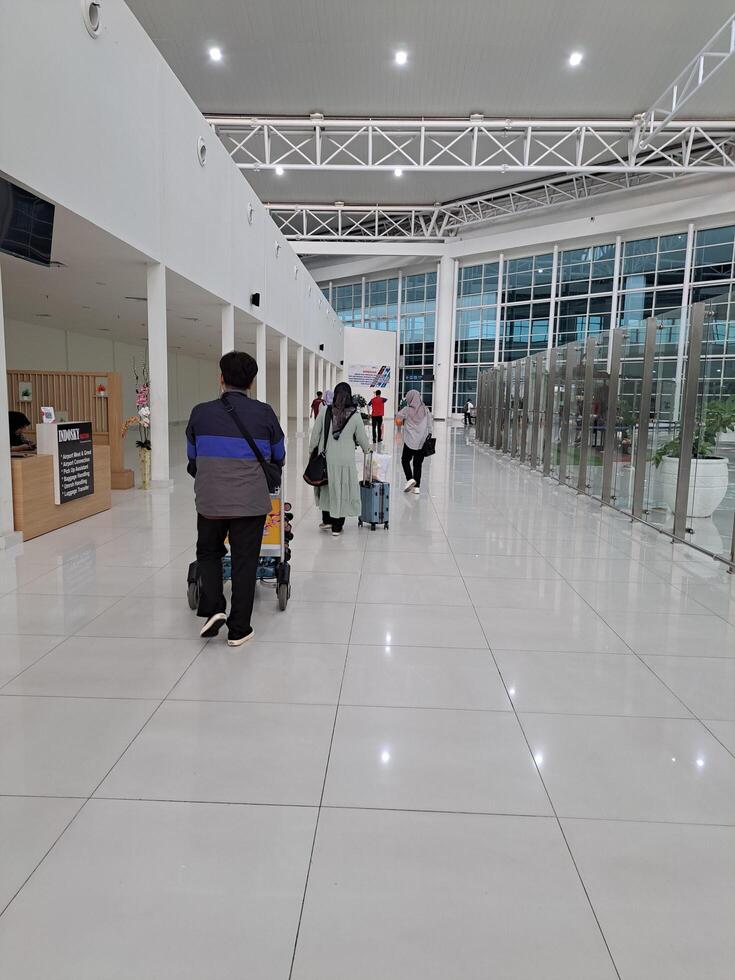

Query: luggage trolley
left=187, top=485, right=293, bottom=612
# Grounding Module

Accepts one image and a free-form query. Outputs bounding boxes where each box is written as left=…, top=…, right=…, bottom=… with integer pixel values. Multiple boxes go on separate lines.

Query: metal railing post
left=502, top=363, right=512, bottom=453
left=558, top=343, right=578, bottom=485
left=601, top=328, right=623, bottom=505
left=519, top=355, right=530, bottom=463
left=512, top=361, right=522, bottom=457
left=529, top=351, right=543, bottom=469
left=631, top=317, right=658, bottom=520
left=672, top=302, right=704, bottom=540
left=542, top=348, right=557, bottom=476
left=577, top=335, right=598, bottom=493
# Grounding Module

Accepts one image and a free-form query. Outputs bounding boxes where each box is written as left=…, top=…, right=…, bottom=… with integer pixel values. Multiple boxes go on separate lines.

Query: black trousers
left=464, top=412, right=472, bottom=425
left=322, top=509, right=345, bottom=532
left=401, top=445, right=424, bottom=487
left=196, top=513, right=266, bottom=638
left=371, top=416, right=384, bottom=442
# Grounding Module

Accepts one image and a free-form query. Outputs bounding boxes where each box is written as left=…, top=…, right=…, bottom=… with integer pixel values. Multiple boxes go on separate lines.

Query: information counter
left=11, top=423, right=111, bottom=540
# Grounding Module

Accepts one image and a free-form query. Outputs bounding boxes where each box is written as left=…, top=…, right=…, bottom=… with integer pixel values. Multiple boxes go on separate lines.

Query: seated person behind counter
left=9, top=412, right=36, bottom=454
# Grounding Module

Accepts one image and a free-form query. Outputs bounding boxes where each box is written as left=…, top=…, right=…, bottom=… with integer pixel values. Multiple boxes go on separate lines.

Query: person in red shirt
left=369, top=390, right=387, bottom=444
left=310, top=391, right=324, bottom=419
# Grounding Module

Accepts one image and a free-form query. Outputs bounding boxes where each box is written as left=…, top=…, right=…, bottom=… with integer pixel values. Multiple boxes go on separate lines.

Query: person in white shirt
left=464, top=399, right=474, bottom=426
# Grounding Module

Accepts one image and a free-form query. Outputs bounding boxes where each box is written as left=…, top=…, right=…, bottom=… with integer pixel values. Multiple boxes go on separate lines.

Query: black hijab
left=9, top=411, right=31, bottom=447
left=331, top=381, right=357, bottom=440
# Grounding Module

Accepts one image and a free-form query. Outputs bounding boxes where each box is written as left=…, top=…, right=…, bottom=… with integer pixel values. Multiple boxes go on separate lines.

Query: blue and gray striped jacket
left=186, top=392, right=285, bottom=517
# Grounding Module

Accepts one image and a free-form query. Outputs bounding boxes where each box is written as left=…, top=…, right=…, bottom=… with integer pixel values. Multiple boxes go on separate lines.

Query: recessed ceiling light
left=275, top=165, right=285, bottom=176
left=209, top=46, right=223, bottom=62
left=395, top=50, right=408, bottom=66
left=568, top=51, right=583, bottom=67
left=394, top=167, right=403, bottom=177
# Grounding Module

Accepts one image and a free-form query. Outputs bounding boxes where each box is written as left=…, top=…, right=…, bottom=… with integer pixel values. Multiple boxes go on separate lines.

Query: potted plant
left=653, top=395, right=735, bottom=518
left=121, top=359, right=152, bottom=489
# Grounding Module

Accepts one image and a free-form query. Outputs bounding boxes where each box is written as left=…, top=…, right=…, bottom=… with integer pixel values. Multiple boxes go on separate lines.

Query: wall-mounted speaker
left=250, top=292, right=260, bottom=307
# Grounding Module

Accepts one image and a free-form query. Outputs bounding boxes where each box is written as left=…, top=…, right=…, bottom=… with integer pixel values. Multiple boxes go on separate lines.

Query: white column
left=0, top=264, right=21, bottom=548
left=308, top=350, right=316, bottom=425
left=147, top=262, right=170, bottom=487
left=494, top=254, right=505, bottom=366
left=433, top=254, right=457, bottom=421
left=295, top=345, right=305, bottom=435
left=607, top=236, right=623, bottom=370
left=221, top=303, right=235, bottom=355
left=674, top=222, right=696, bottom=419
left=317, top=357, right=325, bottom=394
left=256, top=322, right=267, bottom=401
left=547, top=245, right=559, bottom=352
left=279, top=334, right=288, bottom=438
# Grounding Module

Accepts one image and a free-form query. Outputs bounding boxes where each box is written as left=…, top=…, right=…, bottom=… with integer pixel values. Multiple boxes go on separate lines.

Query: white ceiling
left=126, top=0, right=735, bottom=206
left=0, top=205, right=294, bottom=369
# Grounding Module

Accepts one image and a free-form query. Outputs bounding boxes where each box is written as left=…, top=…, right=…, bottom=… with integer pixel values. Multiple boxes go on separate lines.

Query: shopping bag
left=371, top=452, right=392, bottom=483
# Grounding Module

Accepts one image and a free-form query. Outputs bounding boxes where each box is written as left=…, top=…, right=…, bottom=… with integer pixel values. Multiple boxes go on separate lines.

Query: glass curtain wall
left=454, top=222, right=735, bottom=412
left=475, top=295, right=735, bottom=570
left=328, top=271, right=436, bottom=409
left=320, top=221, right=735, bottom=416
left=453, top=262, right=499, bottom=412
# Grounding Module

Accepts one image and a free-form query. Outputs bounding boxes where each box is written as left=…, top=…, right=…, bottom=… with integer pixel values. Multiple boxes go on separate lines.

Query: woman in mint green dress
left=309, top=381, right=371, bottom=536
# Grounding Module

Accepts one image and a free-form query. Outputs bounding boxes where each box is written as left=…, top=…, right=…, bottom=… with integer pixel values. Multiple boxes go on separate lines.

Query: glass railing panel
left=685, top=294, right=735, bottom=562
left=563, top=341, right=586, bottom=489
left=641, top=309, right=681, bottom=533
left=584, top=331, right=611, bottom=499
left=609, top=326, right=646, bottom=512
left=549, top=346, right=567, bottom=480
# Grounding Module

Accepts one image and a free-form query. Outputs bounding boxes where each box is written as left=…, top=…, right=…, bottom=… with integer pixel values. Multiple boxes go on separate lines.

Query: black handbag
left=303, top=409, right=332, bottom=486
left=222, top=394, right=282, bottom=493
left=422, top=434, right=437, bottom=457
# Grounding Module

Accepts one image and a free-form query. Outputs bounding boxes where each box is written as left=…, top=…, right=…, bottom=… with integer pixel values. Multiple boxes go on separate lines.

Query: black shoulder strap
left=222, top=393, right=269, bottom=470
left=320, top=407, right=332, bottom=452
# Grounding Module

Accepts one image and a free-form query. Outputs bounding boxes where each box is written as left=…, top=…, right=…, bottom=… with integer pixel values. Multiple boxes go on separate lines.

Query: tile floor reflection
left=0, top=420, right=734, bottom=978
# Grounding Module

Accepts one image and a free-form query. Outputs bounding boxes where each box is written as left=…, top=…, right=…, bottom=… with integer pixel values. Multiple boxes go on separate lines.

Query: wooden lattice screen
left=7, top=370, right=133, bottom=489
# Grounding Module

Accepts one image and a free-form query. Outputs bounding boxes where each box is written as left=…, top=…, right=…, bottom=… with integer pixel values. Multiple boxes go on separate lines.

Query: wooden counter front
left=11, top=445, right=112, bottom=541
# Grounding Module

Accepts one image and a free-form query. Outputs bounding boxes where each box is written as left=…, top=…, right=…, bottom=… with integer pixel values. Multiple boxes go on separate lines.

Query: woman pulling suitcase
left=308, top=381, right=371, bottom=536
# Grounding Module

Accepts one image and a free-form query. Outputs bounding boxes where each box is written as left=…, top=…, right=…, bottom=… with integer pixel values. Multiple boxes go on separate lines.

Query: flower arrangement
left=121, top=359, right=151, bottom=449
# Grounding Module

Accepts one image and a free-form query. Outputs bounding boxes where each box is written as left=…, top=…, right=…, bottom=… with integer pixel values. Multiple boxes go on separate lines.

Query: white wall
left=343, top=326, right=397, bottom=419
left=0, top=0, right=343, bottom=366
left=5, top=317, right=218, bottom=426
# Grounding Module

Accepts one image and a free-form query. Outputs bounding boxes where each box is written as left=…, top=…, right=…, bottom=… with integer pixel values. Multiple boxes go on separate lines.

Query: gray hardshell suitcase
left=359, top=451, right=389, bottom=530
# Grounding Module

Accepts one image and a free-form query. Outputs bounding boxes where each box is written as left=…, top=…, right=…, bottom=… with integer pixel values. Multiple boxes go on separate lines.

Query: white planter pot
left=659, top=455, right=729, bottom=518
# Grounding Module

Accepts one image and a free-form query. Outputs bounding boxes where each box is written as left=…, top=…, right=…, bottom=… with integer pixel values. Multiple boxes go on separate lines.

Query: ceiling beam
left=641, top=13, right=735, bottom=145
left=264, top=170, right=700, bottom=242
left=208, top=115, right=735, bottom=174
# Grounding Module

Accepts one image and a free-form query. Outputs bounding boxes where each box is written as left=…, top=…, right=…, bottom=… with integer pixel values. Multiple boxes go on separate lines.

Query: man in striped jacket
left=186, top=351, right=285, bottom=647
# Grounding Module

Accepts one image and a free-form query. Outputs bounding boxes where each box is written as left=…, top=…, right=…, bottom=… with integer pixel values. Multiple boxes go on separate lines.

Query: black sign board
left=57, top=422, right=94, bottom=503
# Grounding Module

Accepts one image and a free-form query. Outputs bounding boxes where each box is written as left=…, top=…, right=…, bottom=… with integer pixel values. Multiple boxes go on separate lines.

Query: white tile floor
left=1, top=421, right=735, bottom=978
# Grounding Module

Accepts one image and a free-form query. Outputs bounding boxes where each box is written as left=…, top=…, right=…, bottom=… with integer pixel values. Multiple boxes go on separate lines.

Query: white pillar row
left=295, top=344, right=305, bottom=435
left=433, top=254, right=457, bottom=421
left=147, top=262, right=171, bottom=486
left=317, top=356, right=325, bottom=395
left=221, top=303, right=235, bottom=355
left=308, top=350, right=316, bottom=426
left=279, top=334, right=288, bottom=439
left=0, top=264, right=21, bottom=548
left=256, top=322, right=267, bottom=401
